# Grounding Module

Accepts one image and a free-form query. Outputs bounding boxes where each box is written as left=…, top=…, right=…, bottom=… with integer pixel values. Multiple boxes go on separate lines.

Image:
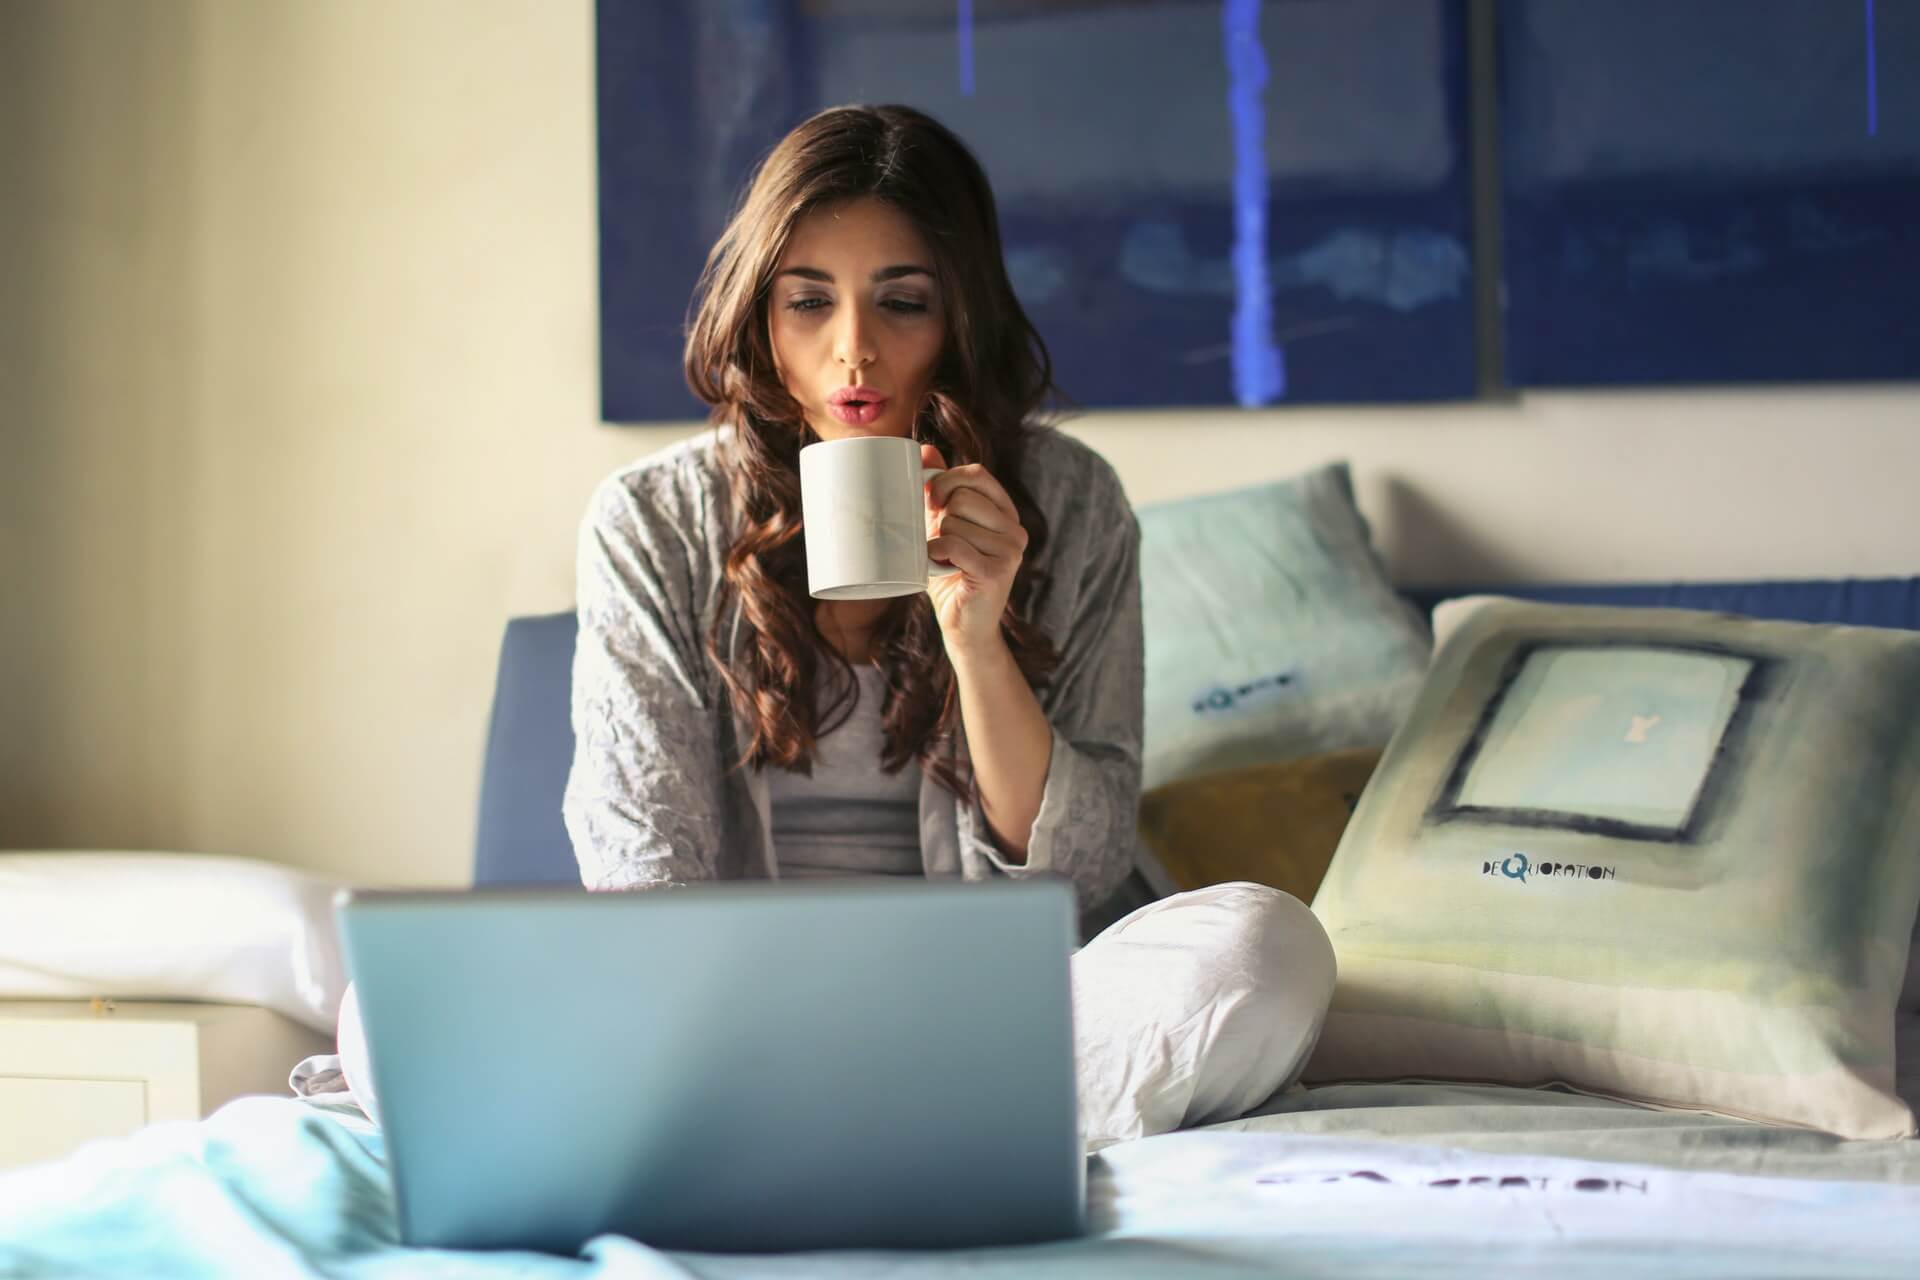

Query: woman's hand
left=921, top=443, right=1028, bottom=659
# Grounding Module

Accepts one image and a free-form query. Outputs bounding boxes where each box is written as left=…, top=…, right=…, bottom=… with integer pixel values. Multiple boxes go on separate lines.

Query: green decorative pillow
left=1136, top=463, right=1430, bottom=792
left=1308, top=596, right=1920, bottom=1139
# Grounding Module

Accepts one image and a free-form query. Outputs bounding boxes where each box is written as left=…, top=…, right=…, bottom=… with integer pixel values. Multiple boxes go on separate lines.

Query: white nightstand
left=0, top=999, right=333, bottom=1171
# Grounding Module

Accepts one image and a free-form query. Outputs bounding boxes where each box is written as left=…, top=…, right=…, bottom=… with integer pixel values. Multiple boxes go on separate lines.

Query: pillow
left=1138, top=749, right=1381, bottom=902
left=1900, top=1015, right=1920, bottom=1117
left=0, top=852, right=349, bottom=1033
left=1307, top=597, right=1920, bottom=1139
left=1909, top=907, right=1920, bottom=1017
left=1903, top=916, right=1919, bottom=1116
left=1428, top=587, right=1920, bottom=1020
left=1135, top=462, right=1430, bottom=793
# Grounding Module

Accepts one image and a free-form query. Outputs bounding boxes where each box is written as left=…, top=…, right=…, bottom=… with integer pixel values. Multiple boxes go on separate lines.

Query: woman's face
left=767, top=197, right=947, bottom=442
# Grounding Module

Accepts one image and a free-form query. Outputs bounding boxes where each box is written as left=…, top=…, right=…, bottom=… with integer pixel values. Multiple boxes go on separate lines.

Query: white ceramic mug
left=799, top=435, right=961, bottom=600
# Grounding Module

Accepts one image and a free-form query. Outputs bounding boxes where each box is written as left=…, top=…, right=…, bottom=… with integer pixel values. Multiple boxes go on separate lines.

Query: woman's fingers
left=930, top=514, right=1026, bottom=565
left=927, top=532, right=992, bottom=578
left=934, top=487, right=1020, bottom=535
left=927, top=463, right=1017, bottom=521
left=921, top=462, right=1026, bottom=600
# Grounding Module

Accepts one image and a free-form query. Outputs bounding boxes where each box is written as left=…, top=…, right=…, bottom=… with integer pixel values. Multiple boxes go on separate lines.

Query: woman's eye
left=882, top=298, right=929, bottom=315
left=785, top=297, right=829, bottom=313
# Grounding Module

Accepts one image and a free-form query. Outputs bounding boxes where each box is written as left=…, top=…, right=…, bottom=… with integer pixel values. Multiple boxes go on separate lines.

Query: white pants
left=1069, top=882, right=1336, bottom=1151
left=337, top=881, right=1335, bottom=1154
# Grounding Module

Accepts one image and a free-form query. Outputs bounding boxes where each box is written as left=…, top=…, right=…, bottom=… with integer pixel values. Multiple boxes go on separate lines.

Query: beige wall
left=3, top=0, right=1916, bottom=887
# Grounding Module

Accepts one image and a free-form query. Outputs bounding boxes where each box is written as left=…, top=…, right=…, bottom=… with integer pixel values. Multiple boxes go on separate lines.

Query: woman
left=566, top=104, right=1138, bottom=903
left=347, top=105, right=1334, bottom=1151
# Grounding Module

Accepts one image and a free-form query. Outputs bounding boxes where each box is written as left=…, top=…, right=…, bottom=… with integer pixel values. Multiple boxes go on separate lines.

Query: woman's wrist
left=944, top=627, right=1015, bottom=677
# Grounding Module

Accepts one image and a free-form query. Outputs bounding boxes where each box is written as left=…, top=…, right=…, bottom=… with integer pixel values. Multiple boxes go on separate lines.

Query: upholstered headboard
left=474, top=612, right=581, bottom=888
left=474, top=577, right=1920, bottom=889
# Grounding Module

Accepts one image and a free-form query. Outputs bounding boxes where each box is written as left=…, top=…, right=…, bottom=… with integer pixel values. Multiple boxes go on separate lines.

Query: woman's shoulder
left=1016, top=426, right=1135, bottom=529
left=583, top=429, right=731, bottom=538
left=578, top=429, right=735, bottom=591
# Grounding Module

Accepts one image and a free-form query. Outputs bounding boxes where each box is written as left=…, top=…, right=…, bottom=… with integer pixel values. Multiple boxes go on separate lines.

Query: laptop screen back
left=336, top=879, right=1083, bottom=1254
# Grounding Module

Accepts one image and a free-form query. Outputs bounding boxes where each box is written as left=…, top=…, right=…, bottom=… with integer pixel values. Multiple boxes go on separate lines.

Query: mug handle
left=922, top=466, right=961, bottom=579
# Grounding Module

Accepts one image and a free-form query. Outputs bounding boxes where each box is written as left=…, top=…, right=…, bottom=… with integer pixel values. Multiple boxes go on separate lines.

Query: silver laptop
left=335, top=879, right=1084, bottom=1254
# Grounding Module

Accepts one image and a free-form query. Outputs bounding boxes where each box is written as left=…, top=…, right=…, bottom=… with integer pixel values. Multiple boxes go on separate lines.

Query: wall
left=3, top=0, right=1916, bottom=887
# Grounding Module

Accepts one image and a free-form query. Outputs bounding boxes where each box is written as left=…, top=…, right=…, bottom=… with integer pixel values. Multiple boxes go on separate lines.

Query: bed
left=4, top=1079, right=1920, bottom=1277
left=2, top=574, right=1916, bottom=1277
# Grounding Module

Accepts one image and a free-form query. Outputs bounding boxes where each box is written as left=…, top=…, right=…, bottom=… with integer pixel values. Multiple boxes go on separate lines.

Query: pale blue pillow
left=1136, top=462, right=1431, bottom=793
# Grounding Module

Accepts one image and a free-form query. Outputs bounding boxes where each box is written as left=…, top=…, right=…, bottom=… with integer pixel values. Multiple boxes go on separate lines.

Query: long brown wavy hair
left=683, top=104, right=1062, bottom=796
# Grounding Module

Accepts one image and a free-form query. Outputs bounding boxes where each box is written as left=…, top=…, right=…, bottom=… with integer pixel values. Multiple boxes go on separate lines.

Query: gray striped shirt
left=769, top=665, right=924, bottom=879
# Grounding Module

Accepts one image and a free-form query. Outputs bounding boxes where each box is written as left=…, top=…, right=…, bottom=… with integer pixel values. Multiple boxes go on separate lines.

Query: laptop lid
left=335, top=879, right=1084, bottom=1254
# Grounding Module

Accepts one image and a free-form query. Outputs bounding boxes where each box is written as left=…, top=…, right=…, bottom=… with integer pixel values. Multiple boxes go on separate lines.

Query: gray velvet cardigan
left=560, top=426, right=1145, bottom=915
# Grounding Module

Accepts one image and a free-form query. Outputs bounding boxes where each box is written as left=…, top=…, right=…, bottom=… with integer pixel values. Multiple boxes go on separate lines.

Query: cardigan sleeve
left=561, top=467, right=729, bottom=892
left=957, top=460, right=1145, bottom=911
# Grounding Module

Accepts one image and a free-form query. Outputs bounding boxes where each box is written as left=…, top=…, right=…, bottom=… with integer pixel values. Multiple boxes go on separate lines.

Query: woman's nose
left=834, top=306, right=875, bottom=369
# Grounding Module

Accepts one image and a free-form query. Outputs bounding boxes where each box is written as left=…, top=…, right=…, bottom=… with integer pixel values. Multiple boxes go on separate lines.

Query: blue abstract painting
left=597, top=0, right=1477, bottom=422
left=1500, top=0, right=1920, bottom=387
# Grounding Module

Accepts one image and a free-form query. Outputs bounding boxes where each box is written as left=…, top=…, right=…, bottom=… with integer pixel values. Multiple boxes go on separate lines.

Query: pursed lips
left=827, top=386, right=891, bottom=424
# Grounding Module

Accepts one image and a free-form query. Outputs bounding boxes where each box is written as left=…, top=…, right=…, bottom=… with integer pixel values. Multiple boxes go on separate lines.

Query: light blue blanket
left=4, top=1090, right=1920, bottom=1279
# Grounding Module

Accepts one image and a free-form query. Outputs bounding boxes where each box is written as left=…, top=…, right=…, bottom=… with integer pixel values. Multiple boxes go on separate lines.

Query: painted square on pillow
left=1307, top=597, right=1920, bottom=1139
left=1439, top=640, right=1766, bottom=839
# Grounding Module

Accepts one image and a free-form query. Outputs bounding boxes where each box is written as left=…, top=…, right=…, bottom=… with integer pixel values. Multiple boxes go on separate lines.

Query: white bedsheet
left=4, top=1094, right=1919, bottom=1279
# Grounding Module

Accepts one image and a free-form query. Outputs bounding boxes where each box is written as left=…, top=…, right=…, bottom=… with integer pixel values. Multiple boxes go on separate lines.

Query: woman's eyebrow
left=775, top=265, right=935, bottom=284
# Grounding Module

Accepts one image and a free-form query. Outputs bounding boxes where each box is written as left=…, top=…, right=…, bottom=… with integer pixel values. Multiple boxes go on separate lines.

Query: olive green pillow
left=1139, top=749, right=1382, bottom=903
